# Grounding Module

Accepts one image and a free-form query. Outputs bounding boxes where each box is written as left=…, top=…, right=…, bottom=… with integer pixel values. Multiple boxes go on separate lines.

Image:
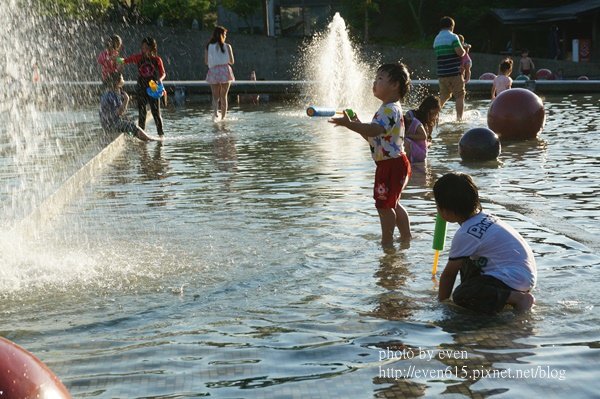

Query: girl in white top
left=205, top=26, right=235, bottom=121
left=491, top=58, right=513, bottom=100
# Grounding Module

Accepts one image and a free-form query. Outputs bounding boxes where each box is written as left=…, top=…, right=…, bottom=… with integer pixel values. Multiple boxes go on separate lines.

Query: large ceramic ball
left=487, top=88, right=545, bottom=140
left=459, top=127, right=501, bottom=161
left=535, top=68, right=555, bottom=80
left=479, top=72, right=496, bottom=80
left=0, top=337, right=71, bottom=398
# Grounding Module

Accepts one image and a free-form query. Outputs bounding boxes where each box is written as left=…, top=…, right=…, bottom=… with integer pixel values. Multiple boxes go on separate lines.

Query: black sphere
left=459, top=128, right=501, bottom=161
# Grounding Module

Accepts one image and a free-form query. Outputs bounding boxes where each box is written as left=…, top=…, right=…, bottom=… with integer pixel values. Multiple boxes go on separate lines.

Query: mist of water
left=0, top=1, right=109, bottom=295
left=297, top=12, right=378, bottom=111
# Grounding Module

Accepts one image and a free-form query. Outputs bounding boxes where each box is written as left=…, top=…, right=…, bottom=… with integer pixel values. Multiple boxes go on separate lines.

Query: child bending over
left=433, top=172, right=536, bottom=314
left=404, top=95, right=441, bottom=164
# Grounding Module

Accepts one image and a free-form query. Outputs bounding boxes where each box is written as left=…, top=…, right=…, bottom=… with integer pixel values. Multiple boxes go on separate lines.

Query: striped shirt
left=433, top=30, right=462, bottom=77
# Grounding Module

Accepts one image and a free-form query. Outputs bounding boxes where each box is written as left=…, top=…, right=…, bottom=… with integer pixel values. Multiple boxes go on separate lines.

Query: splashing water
left=298, top=13, right=377, bottom=110
left=0, top=1, right=115, bottom=294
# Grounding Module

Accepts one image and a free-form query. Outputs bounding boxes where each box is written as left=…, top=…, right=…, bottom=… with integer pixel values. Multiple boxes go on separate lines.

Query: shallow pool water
left=1, top=94, right=599, bottom=397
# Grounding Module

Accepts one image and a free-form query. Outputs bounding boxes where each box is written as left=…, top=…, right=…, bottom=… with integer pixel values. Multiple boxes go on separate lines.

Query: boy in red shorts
left=329, top=62, right=412, bottom=248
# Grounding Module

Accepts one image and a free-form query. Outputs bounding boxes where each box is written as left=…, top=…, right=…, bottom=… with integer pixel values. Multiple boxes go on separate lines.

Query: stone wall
left=96, top=24, right=600, bottom=81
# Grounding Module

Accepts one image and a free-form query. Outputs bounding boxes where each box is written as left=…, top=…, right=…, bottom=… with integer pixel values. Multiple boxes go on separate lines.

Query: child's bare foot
left=397, top=234, right=413, bottom=242
left=381, top=239, right=395, bottom=250
left=508, top=291, right=535, bottom=312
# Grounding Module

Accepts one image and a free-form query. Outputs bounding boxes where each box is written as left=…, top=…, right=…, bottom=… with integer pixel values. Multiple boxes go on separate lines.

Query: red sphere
left=487, top=88, right=545, bottom=140
left=535, top=68, right=555, bottom=80
left=0, top=337, right=71, bottom=398
left=479, top=72, right=496, bottom=80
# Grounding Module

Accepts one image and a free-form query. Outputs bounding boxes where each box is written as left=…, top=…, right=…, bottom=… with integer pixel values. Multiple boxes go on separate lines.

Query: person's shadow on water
left=134, top=141, right=172, bottom=207
left=211, top=124, right=238, bottom=192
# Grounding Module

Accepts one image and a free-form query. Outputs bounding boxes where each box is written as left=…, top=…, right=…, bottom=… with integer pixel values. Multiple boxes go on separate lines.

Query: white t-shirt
left=493, top=74, right=512, bottom=96
left=448, top=212, right=536, bottom=291
left=207, top=43, right=231, bottom=68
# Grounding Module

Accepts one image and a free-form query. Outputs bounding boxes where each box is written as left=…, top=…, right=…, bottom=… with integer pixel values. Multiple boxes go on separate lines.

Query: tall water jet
left=298, top=12, right=378, bottom=111
left=0, top=1, right=111, bottom=227
left=0, top=0, right=120, bottom=295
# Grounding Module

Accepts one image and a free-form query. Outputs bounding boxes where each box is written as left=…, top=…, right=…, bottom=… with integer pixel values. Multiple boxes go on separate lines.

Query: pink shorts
left=206, top=64, right=235, bottom=84
left=373, top=154, right=411, bottom=209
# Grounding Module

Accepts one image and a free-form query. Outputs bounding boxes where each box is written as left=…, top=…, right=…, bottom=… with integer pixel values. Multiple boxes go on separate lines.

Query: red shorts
left=373, top=154, right=411, bottom=208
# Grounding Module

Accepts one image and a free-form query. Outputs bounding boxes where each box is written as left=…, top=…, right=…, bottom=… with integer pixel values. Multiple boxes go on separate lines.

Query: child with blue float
left=404, top=95, right=441, bottom=164
left=329, top=62, right=412, bottom=248
left=99, top=72, right=156, bottom=141
left=123, top=36, right=166, bottom=136
left=433, top=172, right=536, bottom=314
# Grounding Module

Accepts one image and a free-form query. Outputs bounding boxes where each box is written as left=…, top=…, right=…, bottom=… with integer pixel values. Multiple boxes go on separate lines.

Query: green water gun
left=432, top=214, right=447, bottom=276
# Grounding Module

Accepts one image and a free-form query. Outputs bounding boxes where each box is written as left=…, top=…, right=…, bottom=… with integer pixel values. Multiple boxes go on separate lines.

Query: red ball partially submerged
left=535, top=68, right=555, bottom=80
left=479, top=72, right=496, bottom=80
left=488, top=88, right=545, bottom=140
left=0, top=337, right=71, bottom=398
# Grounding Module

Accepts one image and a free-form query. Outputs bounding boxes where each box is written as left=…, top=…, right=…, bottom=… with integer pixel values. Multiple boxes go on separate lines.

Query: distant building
left=217, top=0, right=340, bottom=37
left=490, top=0, right=600, bottom=62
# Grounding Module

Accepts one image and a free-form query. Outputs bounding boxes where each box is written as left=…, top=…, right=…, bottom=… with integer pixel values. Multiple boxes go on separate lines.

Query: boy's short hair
left=377, top=62, right=411, bottom=100
left=440, top=16, right=455, bottom=30
left=106, top=72, right=123, bottom=86
left=433, top=173, right=481, bottom=218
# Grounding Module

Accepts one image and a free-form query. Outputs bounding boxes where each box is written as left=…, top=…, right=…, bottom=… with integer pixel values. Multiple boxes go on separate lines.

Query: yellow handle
left=432, top=250, right=440, bottom=275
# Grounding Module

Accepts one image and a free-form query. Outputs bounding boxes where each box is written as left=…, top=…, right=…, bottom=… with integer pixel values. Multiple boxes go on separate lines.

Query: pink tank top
left=405, top=110, right=428, bottom=163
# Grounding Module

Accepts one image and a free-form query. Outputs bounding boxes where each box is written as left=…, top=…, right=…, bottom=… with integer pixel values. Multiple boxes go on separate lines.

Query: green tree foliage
left=113, top=0, right=143, bottom=24
left=35, top=0, right=111, bottom=18
left=141, top=0, right=212, bottom=26
left=34, top=0, right=213, bottom=24
left=221, top=0, right=261, bottom=33
left=338, top=0, right=379, bottom=41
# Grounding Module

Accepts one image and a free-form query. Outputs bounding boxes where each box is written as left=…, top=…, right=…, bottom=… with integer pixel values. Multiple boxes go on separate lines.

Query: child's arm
left=122, top=54, right=138, bottom=65
left=116, top=91, right=128, bottom=116
left=406, top=124, right=427, bottom=141
left=121, top=91, right=130, bottom=112
left=438, top=259, right=462, bottom=301
left=227, top=43, right=235, bottom=65
left=97, top=51, right=106, bottom=65
left=328, top=112, right=384, bottom=138
left=156, top=57, right=166, bottom=82
left=491, top=82, right=496, bottom=99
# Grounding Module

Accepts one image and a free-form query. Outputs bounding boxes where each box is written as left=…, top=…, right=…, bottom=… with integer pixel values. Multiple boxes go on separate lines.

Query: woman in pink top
left=491, top=58, right=513, bottom=99
left=205, top=26, right=235, bottom=121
